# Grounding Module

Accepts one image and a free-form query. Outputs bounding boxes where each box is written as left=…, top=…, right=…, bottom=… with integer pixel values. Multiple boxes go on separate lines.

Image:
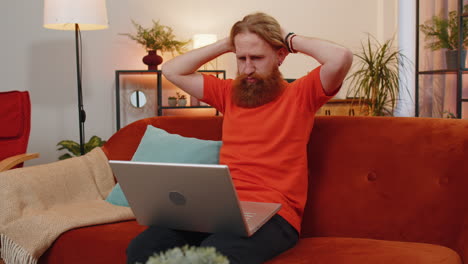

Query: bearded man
left=126, top=12, right=353, bottom=264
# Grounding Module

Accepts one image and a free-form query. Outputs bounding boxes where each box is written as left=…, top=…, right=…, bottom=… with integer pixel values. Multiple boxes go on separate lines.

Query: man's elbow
left=322, top=48, right=353, bottom=95
left=325, top=48, right=353, bottom=77
left=161, top=63, right=171, bottom=79
left=340, top=48, right=354, bottom=74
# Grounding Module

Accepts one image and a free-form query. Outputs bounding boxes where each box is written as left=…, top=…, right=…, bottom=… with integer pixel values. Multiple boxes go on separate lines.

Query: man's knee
left=200, top=234, right=258, bottom=264
left=199, top=216, right=299, bottom=264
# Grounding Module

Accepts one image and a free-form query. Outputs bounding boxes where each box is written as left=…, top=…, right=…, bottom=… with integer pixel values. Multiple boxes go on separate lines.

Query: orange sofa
left=39, top=115, right=468, bottom=264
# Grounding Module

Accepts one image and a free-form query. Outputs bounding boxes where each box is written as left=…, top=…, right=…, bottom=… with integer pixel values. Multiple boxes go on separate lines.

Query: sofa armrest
left=0, top=153, right=39, bottom=172
left=456, top=219, right=468, bottom=263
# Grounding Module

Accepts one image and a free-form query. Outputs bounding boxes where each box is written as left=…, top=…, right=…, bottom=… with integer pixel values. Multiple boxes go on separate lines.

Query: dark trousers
left=127, top=214, right=299, bottom=264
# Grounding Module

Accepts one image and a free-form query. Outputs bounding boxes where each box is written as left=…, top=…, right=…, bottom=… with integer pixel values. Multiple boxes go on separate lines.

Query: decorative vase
left=445, top=50, right=467, bottom=69
left=142, top=50, right=163, bottom=71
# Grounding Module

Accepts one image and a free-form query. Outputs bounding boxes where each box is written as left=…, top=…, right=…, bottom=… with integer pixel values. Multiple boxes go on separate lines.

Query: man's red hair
left=230, top=12, right=286, bottom=51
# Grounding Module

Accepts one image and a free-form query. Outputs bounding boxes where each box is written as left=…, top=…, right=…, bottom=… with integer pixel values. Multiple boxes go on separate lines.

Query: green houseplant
left=419, top=5, right=468, bottom=68
left=56, top=136, right=107, bottom=160
left=443, top=110, right=457, bottom=119
left=168, top=96, right=177, bottom=107
left=346, top=35, right=410, bottom=116
left=121, top=20, right=189, bottom=70
left=142, top=246, right=229, bottom=264
left=176, top=91, right=187, bottom=106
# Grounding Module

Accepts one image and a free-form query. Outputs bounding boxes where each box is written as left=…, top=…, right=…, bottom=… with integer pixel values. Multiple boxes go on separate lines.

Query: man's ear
left=277, top=47, right=288, bottom=65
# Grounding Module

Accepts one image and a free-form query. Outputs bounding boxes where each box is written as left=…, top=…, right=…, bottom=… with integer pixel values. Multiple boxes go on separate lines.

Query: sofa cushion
left=105, top=183, right=129, bottom=207
left=106, top=125, right=222, bottom=207
left=266, top=237, right=462, bottom=264
left=101, top=116, right=224, bottom=161
left=131, top=125, right=222, bottom=164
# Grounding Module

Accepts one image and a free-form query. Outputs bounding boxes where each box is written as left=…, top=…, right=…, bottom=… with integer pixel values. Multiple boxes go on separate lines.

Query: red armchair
left=0, top=91, right=38, bottom=171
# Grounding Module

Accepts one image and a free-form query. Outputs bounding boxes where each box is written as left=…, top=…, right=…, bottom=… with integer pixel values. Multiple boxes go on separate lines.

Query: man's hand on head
left=219, top=37, right=235, bottom=54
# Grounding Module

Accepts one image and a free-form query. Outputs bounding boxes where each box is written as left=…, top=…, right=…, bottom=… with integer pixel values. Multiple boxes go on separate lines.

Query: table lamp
left=193, top=34, right=218, bottom=70
left=43, top=0, right=108, bottom=155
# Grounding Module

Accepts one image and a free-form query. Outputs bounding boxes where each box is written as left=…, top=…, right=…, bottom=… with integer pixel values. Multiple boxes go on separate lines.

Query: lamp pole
left=43, top=0, right=108, bottom=156
left=75, top=23, right=86, bottom=155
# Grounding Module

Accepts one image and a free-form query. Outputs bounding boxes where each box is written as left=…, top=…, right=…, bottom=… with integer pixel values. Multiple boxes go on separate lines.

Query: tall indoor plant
left=346, top=35, right=410, bottom=116
left=121, top=20, right=189, bottom=70
left=419, top=5, right=468, bottom=68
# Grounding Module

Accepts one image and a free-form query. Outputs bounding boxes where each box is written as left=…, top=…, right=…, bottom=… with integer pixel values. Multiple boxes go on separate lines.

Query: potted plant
left=168, top=96, right=177, bottom=107
left=346, top=35, right=411, bottom=116
left=419, top=5, right=468, bottom=69
left=57, top=136, right=107, bottom=160
left=176, top=91, right=187, bottom=106
left=120, top=20, right=190, bottom=70
left=443, top=110, right=457, bottom=119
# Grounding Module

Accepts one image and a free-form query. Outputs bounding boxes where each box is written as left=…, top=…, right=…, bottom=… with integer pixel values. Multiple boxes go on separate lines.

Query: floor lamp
left=43, top=0, right=108, bottom=155
left=193, top=34, right=218, bottom=70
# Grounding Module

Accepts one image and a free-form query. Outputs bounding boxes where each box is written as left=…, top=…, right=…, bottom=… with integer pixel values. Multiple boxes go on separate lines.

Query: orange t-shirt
left=202, top=66, right=334, bottom=233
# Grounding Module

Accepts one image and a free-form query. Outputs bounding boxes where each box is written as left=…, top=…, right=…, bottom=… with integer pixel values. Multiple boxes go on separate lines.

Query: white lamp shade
left=193, top=34, right=218, bottom=49
left=43, top=0, right=108, bottom=30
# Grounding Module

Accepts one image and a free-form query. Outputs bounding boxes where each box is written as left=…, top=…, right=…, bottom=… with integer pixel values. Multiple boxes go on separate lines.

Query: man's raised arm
left=282, top=31, right=353, bottom=95
left=161, top=38, right=232, bottom=100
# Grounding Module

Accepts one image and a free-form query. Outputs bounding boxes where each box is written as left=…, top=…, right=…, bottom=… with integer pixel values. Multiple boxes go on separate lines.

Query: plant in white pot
left=419, top=5, right=468, bottom=69
left=176, top=92, right=187, bottom=106
left=168, top=96, right=177, bottom=107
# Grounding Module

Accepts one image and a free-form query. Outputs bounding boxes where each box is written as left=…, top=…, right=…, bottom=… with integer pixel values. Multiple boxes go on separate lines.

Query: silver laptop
left=109, top=160, right=281, bottom=237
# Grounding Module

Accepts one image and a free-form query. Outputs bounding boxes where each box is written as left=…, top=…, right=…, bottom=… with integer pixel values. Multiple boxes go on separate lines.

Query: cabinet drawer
left=316, top=99, right=369, bottom=116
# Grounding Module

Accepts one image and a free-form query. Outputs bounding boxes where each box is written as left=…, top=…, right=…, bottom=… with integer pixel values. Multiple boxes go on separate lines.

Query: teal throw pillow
left=105, top=183, right=128, bottom=207
left=105, top=125, right=222, bottom=207
left=131, top=125, right=222, bottom=164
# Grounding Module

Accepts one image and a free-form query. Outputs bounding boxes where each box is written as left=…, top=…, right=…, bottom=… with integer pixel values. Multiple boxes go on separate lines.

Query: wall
left=396, top=0, right=416, bottom=117
left=0, top=0, right=398, bottom=165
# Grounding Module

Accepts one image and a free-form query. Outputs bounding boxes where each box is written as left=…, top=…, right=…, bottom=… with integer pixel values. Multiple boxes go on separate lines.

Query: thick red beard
left=232, top=67, right=285, bottom=108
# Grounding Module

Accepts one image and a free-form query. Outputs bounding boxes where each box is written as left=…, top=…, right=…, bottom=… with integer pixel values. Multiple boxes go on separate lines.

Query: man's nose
left=243, top=60, right=255, bottom=75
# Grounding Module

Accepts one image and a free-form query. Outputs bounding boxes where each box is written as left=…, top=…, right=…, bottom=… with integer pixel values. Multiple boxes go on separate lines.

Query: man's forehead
left=234, top=33, right=273, bottom=54
left=234, top=32, right=265, bottom=45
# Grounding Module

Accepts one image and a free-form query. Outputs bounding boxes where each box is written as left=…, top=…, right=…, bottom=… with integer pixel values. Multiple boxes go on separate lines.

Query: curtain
left=418, top=0, right=459, bottom=118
